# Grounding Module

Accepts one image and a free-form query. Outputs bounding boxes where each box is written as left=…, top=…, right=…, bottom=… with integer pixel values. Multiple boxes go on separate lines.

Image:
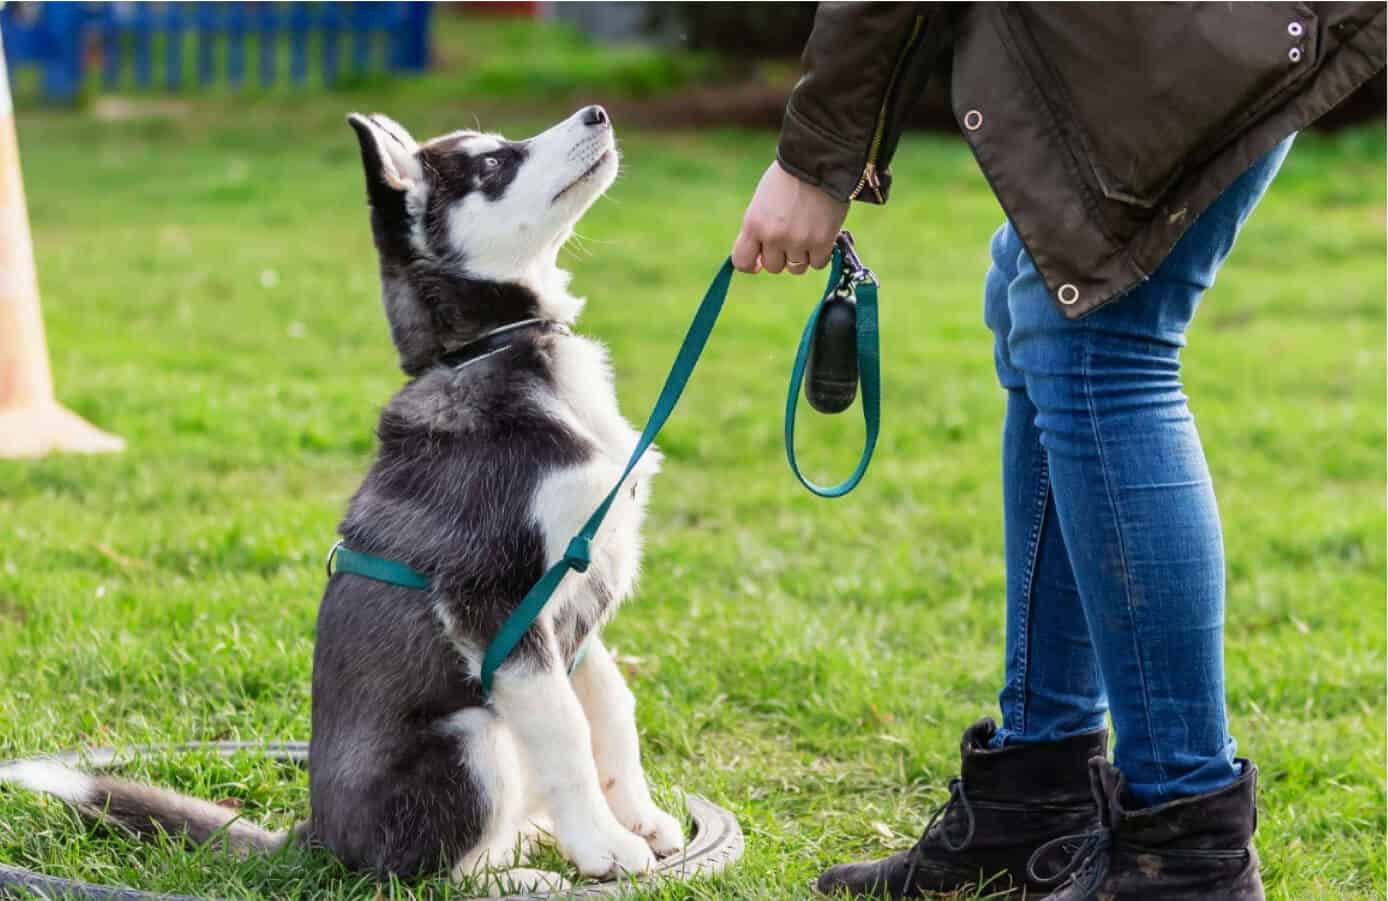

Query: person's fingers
left=761, top=244, right=788, bottom=274
left=786, top=250, right=811, bottom=276
left=731, top=229, right=762, bottom=274
left=808, top=243, right=834, bottom=270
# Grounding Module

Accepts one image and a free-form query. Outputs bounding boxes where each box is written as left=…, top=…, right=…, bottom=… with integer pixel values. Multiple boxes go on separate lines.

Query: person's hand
left=732, top=161, right=849, bottom=276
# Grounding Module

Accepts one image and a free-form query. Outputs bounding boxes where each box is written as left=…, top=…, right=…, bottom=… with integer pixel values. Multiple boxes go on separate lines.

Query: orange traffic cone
left=0, top=36, right=123, bottom=458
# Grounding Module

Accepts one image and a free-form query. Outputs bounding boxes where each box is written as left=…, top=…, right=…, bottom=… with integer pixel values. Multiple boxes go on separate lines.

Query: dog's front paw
left=622, top=803, right=684, bottom=857
left=561, top=821, right=656, bottom=879
left=603, top=782, right=685, bottom=857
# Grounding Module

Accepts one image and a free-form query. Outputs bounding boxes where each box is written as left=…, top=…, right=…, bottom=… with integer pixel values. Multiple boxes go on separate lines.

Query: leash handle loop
left=784, top=239, right=881, bottom=498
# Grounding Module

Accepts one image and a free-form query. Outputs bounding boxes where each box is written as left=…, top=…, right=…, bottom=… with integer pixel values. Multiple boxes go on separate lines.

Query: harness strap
left=326, top=539, right=592, bottom=677
left=326, top=539, right=430, bottom=590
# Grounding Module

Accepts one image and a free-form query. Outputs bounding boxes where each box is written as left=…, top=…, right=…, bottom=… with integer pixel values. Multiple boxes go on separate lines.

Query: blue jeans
left=983, top=139, right=1292, bottom=806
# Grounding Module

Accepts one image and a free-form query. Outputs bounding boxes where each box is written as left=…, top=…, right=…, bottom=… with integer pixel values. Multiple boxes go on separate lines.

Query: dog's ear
left=347, top=113, right=423, bottom=202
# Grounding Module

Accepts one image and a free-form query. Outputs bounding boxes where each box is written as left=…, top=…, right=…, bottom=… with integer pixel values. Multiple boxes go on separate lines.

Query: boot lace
left=903, top=778, right=976, bottom=887
left=1026, top=826, right=1112, bottom=897
left=1028, top=825, right=1254, bottom=897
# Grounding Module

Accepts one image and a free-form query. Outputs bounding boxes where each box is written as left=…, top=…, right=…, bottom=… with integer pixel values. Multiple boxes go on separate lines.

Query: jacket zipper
left=850, top=14, right=926, bottom=202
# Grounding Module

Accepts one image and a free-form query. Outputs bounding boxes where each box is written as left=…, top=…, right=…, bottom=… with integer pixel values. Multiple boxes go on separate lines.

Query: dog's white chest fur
left=529, top=333, right=659, bottom=640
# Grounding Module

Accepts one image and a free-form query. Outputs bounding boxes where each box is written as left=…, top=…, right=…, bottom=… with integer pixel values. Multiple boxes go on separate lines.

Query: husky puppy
left=0, top=107, right=681, bottom=892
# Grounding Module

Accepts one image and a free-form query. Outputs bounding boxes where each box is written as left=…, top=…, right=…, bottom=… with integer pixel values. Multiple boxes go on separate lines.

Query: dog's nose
left=581, top=105, right=609, bottom=128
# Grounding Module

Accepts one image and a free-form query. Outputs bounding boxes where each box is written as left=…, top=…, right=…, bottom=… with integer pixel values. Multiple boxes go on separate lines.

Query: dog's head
left=347, top=107, right=618, bottom=374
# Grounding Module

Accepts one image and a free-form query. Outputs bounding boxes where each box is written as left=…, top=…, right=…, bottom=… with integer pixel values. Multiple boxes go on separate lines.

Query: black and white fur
left=0, top=107, right=680, bottom=893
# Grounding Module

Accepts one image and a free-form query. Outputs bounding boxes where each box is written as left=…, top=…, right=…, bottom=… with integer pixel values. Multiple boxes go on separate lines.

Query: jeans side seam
left=1014, top=447, right=1051, bottom=738
left=1080, top=326, right=1170, bottom=793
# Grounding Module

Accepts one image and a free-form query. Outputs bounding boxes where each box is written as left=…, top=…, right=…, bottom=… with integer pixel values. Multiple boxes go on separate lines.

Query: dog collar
left=436, top=319, right=570, bottom=371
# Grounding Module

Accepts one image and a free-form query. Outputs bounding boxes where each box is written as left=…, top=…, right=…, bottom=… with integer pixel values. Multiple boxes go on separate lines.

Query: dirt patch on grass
left=0, top=595, right=28, bottom=624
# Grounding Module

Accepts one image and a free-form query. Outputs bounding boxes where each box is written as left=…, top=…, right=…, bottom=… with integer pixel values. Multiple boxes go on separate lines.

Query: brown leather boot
left=1030, top=757, right=1264, bottom=900
left=816, top=718, right=1107, bottom=898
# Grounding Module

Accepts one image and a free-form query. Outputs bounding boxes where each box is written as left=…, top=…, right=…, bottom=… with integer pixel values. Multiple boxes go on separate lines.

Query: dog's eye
left=483, top=157, right=500, bottom=170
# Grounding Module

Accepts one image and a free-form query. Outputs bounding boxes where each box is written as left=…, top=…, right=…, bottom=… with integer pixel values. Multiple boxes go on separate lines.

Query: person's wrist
left=774, top=151, right=856, bottom=207
left=771, top=159, right=843, bottom=207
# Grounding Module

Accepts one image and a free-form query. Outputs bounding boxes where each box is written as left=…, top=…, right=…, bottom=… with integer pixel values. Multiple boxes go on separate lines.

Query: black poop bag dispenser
left=804, top=232, right=871, bottom=414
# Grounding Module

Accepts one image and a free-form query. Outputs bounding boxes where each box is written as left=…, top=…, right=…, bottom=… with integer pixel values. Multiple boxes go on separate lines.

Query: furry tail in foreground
left=0, top=759, right=290, bottom=855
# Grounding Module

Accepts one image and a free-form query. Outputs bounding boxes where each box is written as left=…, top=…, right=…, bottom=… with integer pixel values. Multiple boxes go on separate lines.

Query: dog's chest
left=532, top=337, right=658, bottom=639
left=548, top=338, right=653, bottom=472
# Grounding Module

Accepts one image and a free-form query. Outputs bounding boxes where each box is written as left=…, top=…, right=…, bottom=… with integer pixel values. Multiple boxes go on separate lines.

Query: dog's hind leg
left=490, top=648, right=657, bottom=879
left=572, top=638, right=684, bottom=856
left=447, top=708, right=570, bottom=895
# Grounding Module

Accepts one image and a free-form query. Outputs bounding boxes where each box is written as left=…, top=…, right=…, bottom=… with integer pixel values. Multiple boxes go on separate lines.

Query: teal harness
left=327, top=234, right=880, bottom=693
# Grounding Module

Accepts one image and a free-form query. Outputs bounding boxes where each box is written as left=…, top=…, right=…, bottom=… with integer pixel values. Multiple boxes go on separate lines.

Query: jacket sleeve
left=777, top=2, right=946, bottom=204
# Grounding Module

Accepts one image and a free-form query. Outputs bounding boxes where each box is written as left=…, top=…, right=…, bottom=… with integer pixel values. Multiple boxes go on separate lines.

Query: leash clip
left=834, top=230, right=876, bottom=296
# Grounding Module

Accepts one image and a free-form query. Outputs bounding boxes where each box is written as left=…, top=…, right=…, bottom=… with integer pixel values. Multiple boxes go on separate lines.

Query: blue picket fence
left=1, top=2, right=432, bottom=102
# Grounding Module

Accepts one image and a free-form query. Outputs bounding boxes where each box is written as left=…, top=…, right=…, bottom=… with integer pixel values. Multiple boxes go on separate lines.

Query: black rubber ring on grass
left=0, top=741, right=744, bottom=900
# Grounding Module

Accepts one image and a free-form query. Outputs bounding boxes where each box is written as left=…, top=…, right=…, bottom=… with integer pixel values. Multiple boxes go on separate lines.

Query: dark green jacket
left=778, top=3, right=1386, bottom=317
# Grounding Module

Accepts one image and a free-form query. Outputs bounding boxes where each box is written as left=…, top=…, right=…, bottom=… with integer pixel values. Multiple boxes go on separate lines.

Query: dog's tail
left=0, top=759, right=289, bottom=856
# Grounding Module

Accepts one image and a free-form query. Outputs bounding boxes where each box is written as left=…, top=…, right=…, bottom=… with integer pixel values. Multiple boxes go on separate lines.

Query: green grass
left=0, top=83, right=1383, bottom=899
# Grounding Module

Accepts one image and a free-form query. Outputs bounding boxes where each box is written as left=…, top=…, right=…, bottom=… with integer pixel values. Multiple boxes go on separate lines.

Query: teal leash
left=328, top=236, right=881, bottom=694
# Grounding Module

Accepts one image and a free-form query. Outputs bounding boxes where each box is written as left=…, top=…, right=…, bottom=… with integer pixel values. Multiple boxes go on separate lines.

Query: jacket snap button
left=1058, top=284, right=1080, bottom=305
left=964, top=109, right=983, bottom=131
left=1287, top=21, right=1304, bottom=37
left=1288, top=47, right=1303, bottom=63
